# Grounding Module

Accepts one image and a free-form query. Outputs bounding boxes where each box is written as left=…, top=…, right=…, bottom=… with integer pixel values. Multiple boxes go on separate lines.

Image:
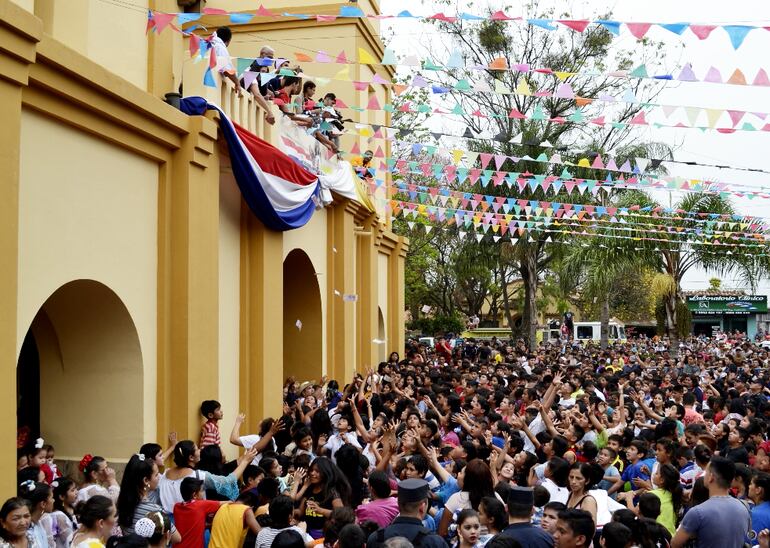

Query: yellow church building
left=0, top=0, right=405, bottom=496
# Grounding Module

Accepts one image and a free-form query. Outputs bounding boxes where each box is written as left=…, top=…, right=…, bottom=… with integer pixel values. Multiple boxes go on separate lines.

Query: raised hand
left=270, top=418, right=286, bottom=435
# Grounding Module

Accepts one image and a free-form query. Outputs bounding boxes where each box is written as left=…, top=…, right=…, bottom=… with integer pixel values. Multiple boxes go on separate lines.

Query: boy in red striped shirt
left=200, top=400, right=223, bottom=447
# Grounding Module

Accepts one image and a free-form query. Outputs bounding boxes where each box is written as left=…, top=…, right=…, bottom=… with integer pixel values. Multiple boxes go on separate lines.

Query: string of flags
left=236, top=66, right=770, bottom=135
left=391, top=202, right=769, bottom=249
left=348, top=139, right=770, bottom=197
left=390, top=181, right=770, bottom=228
left=147, top=8, right=770, bottom=49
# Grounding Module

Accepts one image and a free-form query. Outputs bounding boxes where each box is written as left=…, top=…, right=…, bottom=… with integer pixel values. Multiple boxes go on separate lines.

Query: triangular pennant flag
left=677, top=63, right=697, bottom=82
left=447, top=49, right=464, bottom=68
left=294, top=52, right=313, bottom=62
left=203, top=67, right=216, bottom=87
left=660, top=22, right=688, bottom=35
left=630, top=111, right=647, bottom=125
left=727, top=69, right=747, bottom=85
left=723, top=25, right=753, bottom=49
left=704, top=67, right=722, bottom=83
left=630, top=64, right=649, bottom=78
left=684, top=106, right=700, bottom=125
left=753, top=69, right=770, bottom=87
left=705, top=108, right=723, bottom=128
left=358, top=48, right=376, bottom=64
left=727, top=110, right=745, bottom=127
left=152, top=12, right=175, bottom=34
left=558, top=19, right=590, bottom=32
left=635, top=158, right=650, bottom=173
left=336, top=50, right=348, bottom=64
left=315, top=51, right=332, bottom=63
left=554, top=83, right=575, bottom=99
left=255, top=5, right=275, bottom=16
left=690, top=25, right=717, bottom=39
left=626, top=22, right=652, bottom=39
left=381, top=48, right=397, bottom=65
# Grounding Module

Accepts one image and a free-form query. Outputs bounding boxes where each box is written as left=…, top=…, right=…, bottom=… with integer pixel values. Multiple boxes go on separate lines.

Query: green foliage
left=408, top=313, right=465, bottom=336
left=655, top=299, right=691, bottom=338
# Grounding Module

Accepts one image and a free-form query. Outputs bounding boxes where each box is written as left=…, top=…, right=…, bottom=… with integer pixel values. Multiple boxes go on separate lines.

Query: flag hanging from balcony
left=179, top=96, right=320, bottom=231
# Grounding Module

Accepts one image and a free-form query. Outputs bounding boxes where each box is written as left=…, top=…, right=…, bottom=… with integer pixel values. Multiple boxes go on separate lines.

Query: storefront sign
left=687, top=295, right=768, bottom=315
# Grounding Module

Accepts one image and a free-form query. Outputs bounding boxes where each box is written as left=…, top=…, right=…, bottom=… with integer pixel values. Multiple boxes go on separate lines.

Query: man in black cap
left=366, top=478, right=448, bottom=548
left=499, top=486, right=554, bottom=548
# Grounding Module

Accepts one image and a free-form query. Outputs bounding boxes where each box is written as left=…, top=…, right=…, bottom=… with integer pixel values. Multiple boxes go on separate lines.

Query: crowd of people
left=7, top=331, right=770, bottom=548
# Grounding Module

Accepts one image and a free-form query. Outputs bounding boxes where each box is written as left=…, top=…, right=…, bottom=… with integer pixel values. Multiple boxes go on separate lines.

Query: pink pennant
left=490, top=10, right=518, bottom=20
left=189, top=33, right=200, bottom=57
left=727, top=110, right=745, bottom=127
left=661, top=105, right=677, bottom=118
left=513, top=64, right=530, bottom=72
left=704, top=67, right=723, bottom=83
left=427, top=12, right=457, bottom=22
left=591, top=155, right=604, bottom=169
left=558, top=20, right=590, bottom=32
left=352, top=81, right=368, bottom=91
left=479, top=153, right=493, bottom=169
left=153, top=12, right=175, bottom=34
left=203, top=7, right=228, bottom=14
left=554, top=83, right=575, bottom=99
left=255, top=5, right=275, bottom=16
left=350, top=141, right=361, bottom=155
left=336, top=51, right=348, bottom=64
left=315, top=51, right=332, bottom=63
left=335, top=98, right=349, bottom=108
left=145, top=15, right=156, bottom=34
left=690, top=25, right=717, bottom=39
left=590, top=116, right=605, bottom=125
left=209, top=46, right=217, bottom=69
left=316, top=15, right=337, bottom=22
left=374, top=146, right=384, bottom=158
left=753, top=68, right=770, bottom=86
left=494, top=154, right=507, bottom=170
left=626, top=22, right=652, bottom=39
left=630, top=111, right=647, bottom=125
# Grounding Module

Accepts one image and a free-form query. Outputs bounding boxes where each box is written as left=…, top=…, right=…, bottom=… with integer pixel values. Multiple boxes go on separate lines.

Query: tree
left=619, top=191, right=768, bottom=357
left=708, top=277, right=722, bottom=291
left=400, top=4, right=668, bottom=349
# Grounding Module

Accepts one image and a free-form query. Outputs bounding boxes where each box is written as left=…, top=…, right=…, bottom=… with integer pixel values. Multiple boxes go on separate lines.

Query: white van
left=573, top=321, right=627, bottom=343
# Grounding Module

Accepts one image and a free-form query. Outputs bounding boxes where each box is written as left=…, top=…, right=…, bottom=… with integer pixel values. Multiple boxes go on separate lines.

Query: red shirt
left=200, top=420, right=220, bottom=448
left=174, top=500, right=222, bottom=548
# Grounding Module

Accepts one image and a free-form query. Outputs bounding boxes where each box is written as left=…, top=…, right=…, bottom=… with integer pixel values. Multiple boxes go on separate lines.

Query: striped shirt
left=200, top=420, right=221, bottom=447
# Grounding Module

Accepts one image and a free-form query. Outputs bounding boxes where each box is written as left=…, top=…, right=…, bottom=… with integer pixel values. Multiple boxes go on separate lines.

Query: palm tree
left=619, top=191, right=766, bottom=357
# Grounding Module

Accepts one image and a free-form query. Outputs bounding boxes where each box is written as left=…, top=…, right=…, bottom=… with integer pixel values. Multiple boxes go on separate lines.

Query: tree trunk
left=500, top=267, right=516, bottom=334
left=522, top=253, right=539, bottom=350
left=665, top=291, right=680, bottom=359
left=600, top=292, right=610, bottom=350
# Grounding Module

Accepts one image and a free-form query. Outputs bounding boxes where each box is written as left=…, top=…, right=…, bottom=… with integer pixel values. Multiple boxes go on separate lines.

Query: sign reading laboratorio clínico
left=687, top=295, right=769, bottom=315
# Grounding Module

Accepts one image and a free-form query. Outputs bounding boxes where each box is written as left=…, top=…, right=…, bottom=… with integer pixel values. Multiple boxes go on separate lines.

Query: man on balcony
left=210, top=27, right=241, bottom=92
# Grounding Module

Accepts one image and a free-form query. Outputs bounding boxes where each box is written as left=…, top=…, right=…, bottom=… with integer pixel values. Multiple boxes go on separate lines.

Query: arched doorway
left=283, top=250, right=322, bottom=382
left=377, top=307, right=386, bottom=363
left=16, top=280, right=144, bottom=459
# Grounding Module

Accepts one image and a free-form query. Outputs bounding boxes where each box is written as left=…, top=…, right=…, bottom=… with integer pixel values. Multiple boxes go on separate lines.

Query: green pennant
left=455, top=79, right=472, bottom=90
left=535, top=153, right=548, bottom=162
left=236, top=58, right=252, bottom=76
left=426, top=146, right=437, bottom=155
left=630, top=64, right=649, bottom=78
left=568, top=109, right=585, bottom=122
left=560, top=168, right=573, bottom=179
left=532, top=105, right=548, bottom=120
left=418, top=104, right=431, bottom=113
left=742, top=122, right=756, bottom=131
left=423, top=59, right=442, bottom=71
left=451, top=103, right=464, bottom=115
left=611, top=122, right=626, bottom=129
left=278, top=68, right=296, bottom=76
left=383, top=104, right=395, bottom=113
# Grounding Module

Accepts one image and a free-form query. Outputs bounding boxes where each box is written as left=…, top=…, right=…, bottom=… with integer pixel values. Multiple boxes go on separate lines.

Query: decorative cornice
left=0, top=0, right=42, bottom=86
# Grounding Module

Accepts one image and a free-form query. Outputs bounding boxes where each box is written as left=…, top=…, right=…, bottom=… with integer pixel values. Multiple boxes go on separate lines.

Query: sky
left=380, top=0, right=770, bottom=295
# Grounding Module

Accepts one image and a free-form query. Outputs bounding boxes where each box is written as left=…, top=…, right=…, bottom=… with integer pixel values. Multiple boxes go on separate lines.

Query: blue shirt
left=752, top=501, right=770, bottom=538
left=621, top=457, right=654, bottom=489
left=680, top=495, right=750, bottom=548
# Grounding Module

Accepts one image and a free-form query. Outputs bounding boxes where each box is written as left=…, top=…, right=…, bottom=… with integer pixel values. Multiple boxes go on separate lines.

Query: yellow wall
left=10, top=0, right=31, bottom=11
left=34, top=0, right=149, bottom=90
left=218, top=168, right=241, bottom=459
left=17, top=109, right=159, bottom=459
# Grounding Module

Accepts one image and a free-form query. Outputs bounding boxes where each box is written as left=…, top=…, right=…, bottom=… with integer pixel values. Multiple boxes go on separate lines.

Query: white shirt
left=240, top=435, right=276, bottom=465
left=210, top=33, right=234, bottom=73
left=541, top=478, right=569, bottom=504
left=323, top=432, right=361, bottom=462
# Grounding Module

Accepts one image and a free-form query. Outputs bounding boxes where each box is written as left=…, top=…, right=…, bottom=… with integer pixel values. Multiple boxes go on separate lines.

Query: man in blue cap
left=366, top=478, right=448, bottom=548
left=499, top=486, right=554, bottom=547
